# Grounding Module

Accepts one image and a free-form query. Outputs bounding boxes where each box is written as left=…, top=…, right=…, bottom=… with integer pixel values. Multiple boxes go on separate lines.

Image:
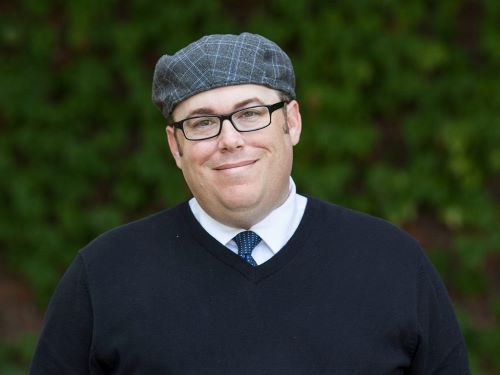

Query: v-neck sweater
left=30, top=197, right=469, bottom=374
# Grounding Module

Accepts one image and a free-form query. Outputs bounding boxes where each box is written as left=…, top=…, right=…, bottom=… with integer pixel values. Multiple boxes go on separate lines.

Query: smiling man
left=167, top=84, right=301, bottom=230
left=30, top=33, right=470, bottom=374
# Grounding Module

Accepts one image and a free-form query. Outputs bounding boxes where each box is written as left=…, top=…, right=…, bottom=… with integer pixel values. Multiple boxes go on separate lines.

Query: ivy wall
left=1, top=0, right=499, bottom=373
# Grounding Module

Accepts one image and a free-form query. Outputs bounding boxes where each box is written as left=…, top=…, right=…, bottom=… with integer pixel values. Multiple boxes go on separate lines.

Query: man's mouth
left=214, top=160, right=257, bottom=171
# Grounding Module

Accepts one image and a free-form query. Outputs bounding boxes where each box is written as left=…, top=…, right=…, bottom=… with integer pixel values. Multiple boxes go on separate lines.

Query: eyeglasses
left=171, top=101, right=286, bottom=141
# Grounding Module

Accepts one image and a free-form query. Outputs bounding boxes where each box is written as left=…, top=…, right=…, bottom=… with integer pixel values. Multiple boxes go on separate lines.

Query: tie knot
left=233, top=231, right=261, bottom=266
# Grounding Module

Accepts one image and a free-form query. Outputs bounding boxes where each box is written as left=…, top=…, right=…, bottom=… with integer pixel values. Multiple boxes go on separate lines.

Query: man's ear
left=166, top=126, right=183, bottom=169
left=286, top=100, right=302, bottom=146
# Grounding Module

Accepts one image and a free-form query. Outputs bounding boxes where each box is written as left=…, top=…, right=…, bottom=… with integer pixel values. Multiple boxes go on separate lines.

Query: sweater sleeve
left=409, top=250, right=470, bottom=374
left=29, top=254, right=94, bottom=375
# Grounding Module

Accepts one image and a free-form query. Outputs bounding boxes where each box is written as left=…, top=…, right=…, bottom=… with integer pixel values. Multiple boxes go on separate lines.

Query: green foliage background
left=1, top=0, right=499, bottom=373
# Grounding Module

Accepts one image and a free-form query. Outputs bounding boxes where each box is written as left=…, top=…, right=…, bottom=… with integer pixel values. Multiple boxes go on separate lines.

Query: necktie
left=233, top=231, right=261, bottom=266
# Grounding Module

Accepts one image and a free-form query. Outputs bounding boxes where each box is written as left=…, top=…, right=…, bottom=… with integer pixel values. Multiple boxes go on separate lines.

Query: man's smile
left=213, top=159, right=258, bottom=171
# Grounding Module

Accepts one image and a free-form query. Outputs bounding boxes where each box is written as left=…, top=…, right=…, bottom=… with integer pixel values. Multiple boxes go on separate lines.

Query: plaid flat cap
left=152, top=32, right=296, bottom=118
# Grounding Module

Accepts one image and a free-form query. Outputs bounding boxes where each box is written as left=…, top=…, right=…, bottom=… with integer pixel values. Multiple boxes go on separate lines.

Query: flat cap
left=152, top=32, right=296, bottom=118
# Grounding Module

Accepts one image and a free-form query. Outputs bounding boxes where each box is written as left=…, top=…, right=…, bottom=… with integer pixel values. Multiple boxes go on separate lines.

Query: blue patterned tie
left=233, top=231, right=261, bottom=266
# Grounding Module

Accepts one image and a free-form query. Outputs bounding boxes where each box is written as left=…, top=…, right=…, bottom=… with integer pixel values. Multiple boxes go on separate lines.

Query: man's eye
left=237, top=109, right=265, bottom=121
left=241, top=110, right=258, bottom=118
left=193, top=118, right=216, bottom=128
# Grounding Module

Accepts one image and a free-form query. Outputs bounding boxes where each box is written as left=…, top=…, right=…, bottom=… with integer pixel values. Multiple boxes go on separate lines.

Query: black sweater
left=30, top=197, right=469, bottom=374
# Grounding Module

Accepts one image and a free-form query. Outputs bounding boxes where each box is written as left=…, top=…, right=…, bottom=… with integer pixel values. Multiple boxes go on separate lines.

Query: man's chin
left=220, top=196, right=260, bottom=213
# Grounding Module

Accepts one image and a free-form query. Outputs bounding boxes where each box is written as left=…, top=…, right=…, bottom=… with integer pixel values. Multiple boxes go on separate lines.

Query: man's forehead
left=172, top=84, right=280, bottom=118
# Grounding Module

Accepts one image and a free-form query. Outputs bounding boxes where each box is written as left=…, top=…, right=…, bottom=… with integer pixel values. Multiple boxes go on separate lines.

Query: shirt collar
left=189, top=177, right=303, bottom=254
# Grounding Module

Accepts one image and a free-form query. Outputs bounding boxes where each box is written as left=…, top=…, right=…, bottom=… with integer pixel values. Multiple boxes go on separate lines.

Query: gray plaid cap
left=152, top=32, right=296, bottom=118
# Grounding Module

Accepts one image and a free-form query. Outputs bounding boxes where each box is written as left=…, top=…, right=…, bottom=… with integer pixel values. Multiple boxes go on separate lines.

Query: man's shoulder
left=305, top=195, right=422, bottom=255
left=306, top=195, right=404, bottom=227
left=78, top=201, right=191, bottom=263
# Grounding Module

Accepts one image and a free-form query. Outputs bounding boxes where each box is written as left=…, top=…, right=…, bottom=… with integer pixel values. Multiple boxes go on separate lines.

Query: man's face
left=166, top=84, right=302, bottom=228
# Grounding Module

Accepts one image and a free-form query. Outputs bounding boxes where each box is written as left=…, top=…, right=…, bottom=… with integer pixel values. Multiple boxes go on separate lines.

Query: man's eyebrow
left=183, top=97, right=266, bottom=118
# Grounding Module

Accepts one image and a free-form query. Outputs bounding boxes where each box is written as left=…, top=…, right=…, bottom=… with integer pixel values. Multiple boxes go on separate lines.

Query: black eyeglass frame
left=171, top=101, right=286, bottom=141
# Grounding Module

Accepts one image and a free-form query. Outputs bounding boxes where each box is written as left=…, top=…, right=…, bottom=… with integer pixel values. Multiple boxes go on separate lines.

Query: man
left=30, top=32, right=470, bottom=374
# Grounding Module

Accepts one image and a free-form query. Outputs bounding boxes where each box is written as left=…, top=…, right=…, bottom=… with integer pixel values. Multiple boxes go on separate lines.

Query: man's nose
left=217, top=119, right=244, bottom=150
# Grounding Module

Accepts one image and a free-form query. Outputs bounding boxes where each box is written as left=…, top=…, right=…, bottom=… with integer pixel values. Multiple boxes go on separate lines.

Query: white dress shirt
left=189, top=178, right=307, bottom=265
